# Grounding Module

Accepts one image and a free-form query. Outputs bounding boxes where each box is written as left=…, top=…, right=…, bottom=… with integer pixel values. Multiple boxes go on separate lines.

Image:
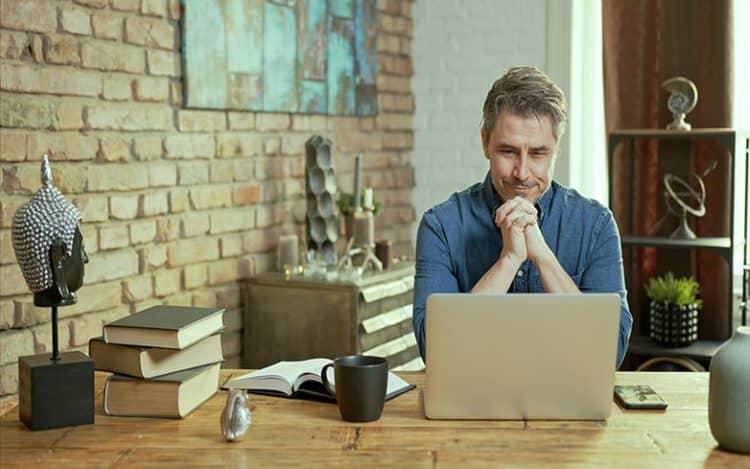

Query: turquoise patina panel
left=182, top=0, right=376, bottom=115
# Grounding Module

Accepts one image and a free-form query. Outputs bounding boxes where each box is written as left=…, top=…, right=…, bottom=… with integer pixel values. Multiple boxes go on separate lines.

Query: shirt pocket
left=529, top=269, right=583, bottom=292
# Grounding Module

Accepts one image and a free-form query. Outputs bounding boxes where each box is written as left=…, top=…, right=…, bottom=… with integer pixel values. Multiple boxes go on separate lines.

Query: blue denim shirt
left=413, top=172, right=633, bottom=368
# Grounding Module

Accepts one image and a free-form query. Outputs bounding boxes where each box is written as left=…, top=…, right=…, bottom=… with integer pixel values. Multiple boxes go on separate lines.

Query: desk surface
left=1, top=371, right=746, bottom=467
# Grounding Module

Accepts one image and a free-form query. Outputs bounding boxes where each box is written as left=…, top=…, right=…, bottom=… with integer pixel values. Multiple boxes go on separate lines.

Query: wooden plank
left=329, top=0, right=354, bottom=18
left=300, top=80, right=327, bottom=113
left=354, top=0, right=377, bottom=115
left=262, top=2, right=298, bottom=112
left=327, top=15, right=355, bottom=115
left=225, top=0, right=263, bottom=74
left=297, top=0, right=327, bottom=81
left=183, top=0, right=228, bottom=109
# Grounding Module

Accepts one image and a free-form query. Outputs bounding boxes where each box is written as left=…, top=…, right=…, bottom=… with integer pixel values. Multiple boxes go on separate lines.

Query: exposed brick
left=2, top=164, right=36, bottom=195
left=291, top=115, right=310, bottom=131
left=192, top=291, right=216, bottom=308
left=124, top=16, right=174, bottom=50
left=146, top=49, right=179, bottom=76
left=154, top=218, right=179, bottom=242
left=169, top=188, right=189, bottom=213
left=74, top=195, right=109, bottom=222
left=280, top=134, right=309, bottom=156
left=122, top=274, right=153, bottom=302
left=134, top=76, right=169, bottom=102
left=377, top=74, right=410, bottom=93
left=80, top=224, right=98, bottom=253
left=75, top=0, right=108, bottom=7
left=140, top=191, right=169, bottom=216
left=0, top=329, right=34, bottom=366
left=1, top=197, right=25, bottom=228
left=0, top=0, right=57, bottom=33
left=49, top=164, right=87, bottom=193
left=86, top=249, right=138, bottom=283
left=177, top=161, right=209, bottom=185
left=254, top=203, right=286, bottom=228
left=153, top=269, right=181, bottom=297
left=134, top=136, right=163, bottom=160
left=92, top=11, right=122, bottom=41
left=382, top=131, right=413, bottom=150
left=86, top=104, right=172, bottom=131
left=189, top=186, right=231, bottom=210
left=209, top=161, right=234, bottom=183
left=69, top=306, right=129, bottom=346
left=377, top=112, right=412, bottom=130
left=132, top=298, right=160, bottom=313
left=181, top=211, right=209, bottom=237
left=45, top=35, right=81, bottom=65
left=327, top=116, right=359, bottom=130
left=14, top=297, right=47, bottom=327
left=27, top=132, right=98, bottom=161
left=0, top=131, right=26, bottom=161
left=148, top=162, right=177, bottom=187
left=264, top=137, right=280, bottom=156
left=168, top=0, right=180, bottom=19
left=129, top=219, right=157, bottom=244
left=99, top=136, right=131, bottom=162
left=56, top=281, right=122, bottom=320
left=1, top=363, right=18, bottom=395
left=0, top=230, right=15, bottom=265
left=216, top=133, right=262, bottom=158
left=111, top=0, right=139, bottom=11
left=208, top=258, right=242, bottom=286
left=218, top=289, right=241, bottom=312
left=1, top=63, right=100, bottom=97
left=178, top=110, right=226, bottom=132
left=220, top=234, right=243, bottom=257
left=227, top=112, right=255, bottom=130
left=31, top=320, right=71, bottom=353
left=56, top=102, right=84, bottom=130
left=167, top=238, right=219, bottom=267
left=234, top=159, right=254, bottom=182
left=81, top=40, right=145, bottom=73
left=142, top=0, right=168, bottom=17
left=99, top=224, right=129, bottom=250
left=183, top=263, right=207, bottom=289
left=233, top=184, right=262, bottom=205
left=0, top=93, right=56, bottom=129
left=256, top=113, right=290, bottom=131
left=165, top=135, right=215, bottom=159
left=0, top=299, right=15, bottom=329
left=210, top=208, right=255, bottom=234
left=61, top=5, right=92, bottom=36
left=88, top=163, right=149, bottom=191
left=169, top=81, right=182, bottom=106
left=143, top=243, right=168, bottom=268
left=101, top=74, right=132, bottom=101
left=110, top=194, right=139, bottom=220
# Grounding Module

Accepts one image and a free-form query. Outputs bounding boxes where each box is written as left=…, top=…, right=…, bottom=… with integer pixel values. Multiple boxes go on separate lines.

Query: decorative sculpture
left=304, top=135, right=338, bottom=265
left=221, top=389, right=252, bottom=442
left=11, top=154, right=94, bottom=431
left=654, top=161, right=717, bottom=239
left=662, top=76, right=698, bottom=131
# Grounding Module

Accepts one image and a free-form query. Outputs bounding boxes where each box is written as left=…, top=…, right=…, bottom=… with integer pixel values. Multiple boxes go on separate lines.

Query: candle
left=363, top=188, right=373, bottom=210
left=375, top=240, right=391, bottom=269
left=277, top=234, right=299, bottom=273
left=353, top=211, right=374, bottom=247
left=353, top=155, right=362, bottom=212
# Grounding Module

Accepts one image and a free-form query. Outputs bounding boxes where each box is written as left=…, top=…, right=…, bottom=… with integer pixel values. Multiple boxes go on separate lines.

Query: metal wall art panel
left=182, top=0, right=378, bottom=115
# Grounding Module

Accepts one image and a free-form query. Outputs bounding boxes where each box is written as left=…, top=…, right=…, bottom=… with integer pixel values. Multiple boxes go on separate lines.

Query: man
left=412, top=66, right=632, bottom=368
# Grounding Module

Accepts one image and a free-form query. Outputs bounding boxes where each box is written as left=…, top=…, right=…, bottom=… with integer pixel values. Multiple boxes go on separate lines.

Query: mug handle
left=320, top=363, right=335, bottom=398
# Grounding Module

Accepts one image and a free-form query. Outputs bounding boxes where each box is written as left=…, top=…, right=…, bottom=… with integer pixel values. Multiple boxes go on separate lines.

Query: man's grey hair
left=481, top=66, right=568, bottom=143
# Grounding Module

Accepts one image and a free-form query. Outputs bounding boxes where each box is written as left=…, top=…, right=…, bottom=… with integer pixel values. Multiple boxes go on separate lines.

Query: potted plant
left=645, top=272, right=702, bottom=347
left=336, top=192, right=380, bottom=239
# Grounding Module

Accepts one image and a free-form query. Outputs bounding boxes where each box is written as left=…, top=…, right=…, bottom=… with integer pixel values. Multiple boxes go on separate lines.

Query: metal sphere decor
left=660, top=161, right=716, bottom=239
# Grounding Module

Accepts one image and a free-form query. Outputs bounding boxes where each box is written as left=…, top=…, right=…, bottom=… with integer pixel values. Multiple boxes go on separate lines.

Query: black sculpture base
left=18, top=351, right=94, bottom=431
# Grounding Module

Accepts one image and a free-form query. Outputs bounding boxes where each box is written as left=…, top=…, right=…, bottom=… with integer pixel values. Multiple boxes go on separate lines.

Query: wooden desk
left=1, top=372, right=746, bottom=467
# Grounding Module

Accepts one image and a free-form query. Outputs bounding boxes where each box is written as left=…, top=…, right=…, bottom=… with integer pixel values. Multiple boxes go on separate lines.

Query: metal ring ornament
left=663, top=173, right=706, bottom=218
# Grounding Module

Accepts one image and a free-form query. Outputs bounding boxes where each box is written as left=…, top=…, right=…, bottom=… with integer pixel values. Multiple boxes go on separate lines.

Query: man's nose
left=514, top=154, right=530, bottom=180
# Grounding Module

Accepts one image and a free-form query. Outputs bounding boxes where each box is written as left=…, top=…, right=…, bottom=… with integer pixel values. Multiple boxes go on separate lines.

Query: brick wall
left=410, top=0, right=550, bottom=242
left=0, top=0, right=415, bottom=397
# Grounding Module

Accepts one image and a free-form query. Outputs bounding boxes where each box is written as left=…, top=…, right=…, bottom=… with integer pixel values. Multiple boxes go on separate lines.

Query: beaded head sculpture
left=12, top=155, right=88, bottom=308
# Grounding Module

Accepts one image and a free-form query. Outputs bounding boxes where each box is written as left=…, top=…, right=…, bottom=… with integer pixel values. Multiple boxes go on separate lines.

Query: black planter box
left=649, top=300, right=699, bottom=347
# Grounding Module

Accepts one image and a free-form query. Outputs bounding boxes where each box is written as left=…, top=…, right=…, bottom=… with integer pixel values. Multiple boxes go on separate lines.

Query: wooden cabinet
left=241, top=262, right=422, bottom=371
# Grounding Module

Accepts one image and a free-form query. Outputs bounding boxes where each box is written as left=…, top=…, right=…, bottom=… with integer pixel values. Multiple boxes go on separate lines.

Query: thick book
left=103, top=363, right=221, bottom=418
left=103, top=305, right=224, bottom=349
left=89, top=333, right=223, bottom=379
left=224, top=358, right=416, bottom=402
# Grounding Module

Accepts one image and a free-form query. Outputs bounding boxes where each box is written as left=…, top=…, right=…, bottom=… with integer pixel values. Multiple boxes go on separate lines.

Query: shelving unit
left=608, top=128, right=749, bottom=363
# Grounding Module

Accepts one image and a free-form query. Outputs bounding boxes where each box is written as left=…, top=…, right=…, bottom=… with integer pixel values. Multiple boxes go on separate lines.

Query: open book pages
left=225, top=358, right=414, bottom=400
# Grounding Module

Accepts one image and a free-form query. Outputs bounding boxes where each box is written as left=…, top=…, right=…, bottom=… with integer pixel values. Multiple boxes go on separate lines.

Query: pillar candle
left=363, top=188, right=373, bottom=210
left=277, top=234, right=299, bottom=272
left=353, top=155, right=362, bottom=212
left=353, top=211, right=374, bottom=247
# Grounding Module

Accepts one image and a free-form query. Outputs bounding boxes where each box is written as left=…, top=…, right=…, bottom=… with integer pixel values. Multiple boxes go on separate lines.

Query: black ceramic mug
left=321, top=355, right=388, bottom=422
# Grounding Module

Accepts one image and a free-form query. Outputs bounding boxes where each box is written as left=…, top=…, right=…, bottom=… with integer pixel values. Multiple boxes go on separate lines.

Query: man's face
left=481, top=111, right=557, bottom=203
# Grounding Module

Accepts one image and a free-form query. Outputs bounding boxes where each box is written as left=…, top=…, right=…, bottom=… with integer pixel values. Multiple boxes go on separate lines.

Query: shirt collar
left=482, top=171, right=555, bottom=222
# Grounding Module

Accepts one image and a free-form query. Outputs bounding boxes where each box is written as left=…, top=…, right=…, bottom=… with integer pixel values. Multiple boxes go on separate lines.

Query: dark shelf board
left=621, top=236, right=733, bottom=250
left=627, top=335, right=725, bottom=360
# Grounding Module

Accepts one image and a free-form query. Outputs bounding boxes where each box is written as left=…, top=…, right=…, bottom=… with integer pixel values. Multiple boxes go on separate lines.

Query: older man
left=413, top=66, right=632, bottom=368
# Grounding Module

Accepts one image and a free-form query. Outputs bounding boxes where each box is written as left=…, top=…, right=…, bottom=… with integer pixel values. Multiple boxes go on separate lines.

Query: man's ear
left=480, top=127, right=490, bottom=159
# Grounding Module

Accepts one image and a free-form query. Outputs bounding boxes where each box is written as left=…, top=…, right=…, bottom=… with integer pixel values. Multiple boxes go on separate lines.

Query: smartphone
left=613, top=385, right=668, bottom=410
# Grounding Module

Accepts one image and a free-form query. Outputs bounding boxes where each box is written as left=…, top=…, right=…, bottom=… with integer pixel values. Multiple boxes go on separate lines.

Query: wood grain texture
left=2, top=372, right=747, bottom=467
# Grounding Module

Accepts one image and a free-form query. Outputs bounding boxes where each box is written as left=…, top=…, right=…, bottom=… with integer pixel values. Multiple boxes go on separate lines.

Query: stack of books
left=89, top=305, right=225, bottom=418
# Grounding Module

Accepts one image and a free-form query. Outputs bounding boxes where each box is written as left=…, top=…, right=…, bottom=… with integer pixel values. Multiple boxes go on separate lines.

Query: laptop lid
left=424, top=293, right=620, bottom=420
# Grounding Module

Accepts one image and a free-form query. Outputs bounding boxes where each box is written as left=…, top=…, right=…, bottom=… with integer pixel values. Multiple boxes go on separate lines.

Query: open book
left=224, top=358, right=415, bottom=402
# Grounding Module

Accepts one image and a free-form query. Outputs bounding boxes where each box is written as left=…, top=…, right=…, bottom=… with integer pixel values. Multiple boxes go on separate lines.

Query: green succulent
left=336, top=192, right=380, bottom=216
left=645, top=272, right=702, bottom=308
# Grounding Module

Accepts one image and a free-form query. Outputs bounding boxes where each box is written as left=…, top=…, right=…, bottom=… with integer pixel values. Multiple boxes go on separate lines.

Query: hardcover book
left=89, top=334, right=223, bottom=379
left=103, top=363, right=221, bottom=418
left=103, top=305, right=224, bottom=349
left=224, top=358, right=415, bottom=402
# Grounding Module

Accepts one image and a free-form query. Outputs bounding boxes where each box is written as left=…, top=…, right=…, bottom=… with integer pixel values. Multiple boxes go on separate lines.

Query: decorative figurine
left=662, top=76, right=698, bottom=130
left=11, top=154, right=94, bottom=431
left=221, top=389, right=252, bottom=442
left=654, top=161, right=717, bottom=239
left=304, top=135, right=338, bottom=265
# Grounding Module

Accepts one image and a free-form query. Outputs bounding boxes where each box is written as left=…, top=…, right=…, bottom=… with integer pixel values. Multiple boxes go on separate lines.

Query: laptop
left=423, top=293, right=620, bottom=420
